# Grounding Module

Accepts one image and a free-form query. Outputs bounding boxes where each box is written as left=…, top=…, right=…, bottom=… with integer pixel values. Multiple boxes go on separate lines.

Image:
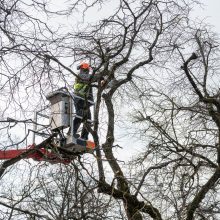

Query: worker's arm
left=78, top=73, right=105, bottom=84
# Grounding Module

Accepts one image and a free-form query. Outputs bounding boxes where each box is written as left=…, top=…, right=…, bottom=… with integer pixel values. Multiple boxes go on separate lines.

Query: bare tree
left=128, top=24, right=220, bottom=219
left=2, top=0, right=220, bottom=220
left=0, top=160, right=119, bottom=220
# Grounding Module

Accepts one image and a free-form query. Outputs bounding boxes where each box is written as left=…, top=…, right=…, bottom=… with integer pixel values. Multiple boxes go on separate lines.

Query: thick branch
left=186, top=167, right=220, bottom=220
left=98, top=181, right=162, bottom=220
left=181, top=53, right=220, bottom=109
left=102, top=93, right=129, bottom=192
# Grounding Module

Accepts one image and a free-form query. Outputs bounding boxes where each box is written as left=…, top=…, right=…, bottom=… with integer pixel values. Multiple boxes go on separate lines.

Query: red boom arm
left=0, top=145, right=71, bottom=164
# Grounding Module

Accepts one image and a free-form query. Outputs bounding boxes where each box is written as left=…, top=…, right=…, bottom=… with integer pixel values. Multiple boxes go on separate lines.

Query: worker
left=73, top=62, right=105, bottom=140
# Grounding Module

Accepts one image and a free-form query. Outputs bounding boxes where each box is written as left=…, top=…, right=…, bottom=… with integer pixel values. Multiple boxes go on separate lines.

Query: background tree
left=0, top=160, right=119, bottom=220
left=128, top=26, right=220, bottom=219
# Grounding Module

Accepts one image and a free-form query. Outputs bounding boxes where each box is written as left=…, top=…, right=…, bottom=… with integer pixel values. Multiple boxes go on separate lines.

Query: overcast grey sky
left=195, top=1, right=220, bottom=33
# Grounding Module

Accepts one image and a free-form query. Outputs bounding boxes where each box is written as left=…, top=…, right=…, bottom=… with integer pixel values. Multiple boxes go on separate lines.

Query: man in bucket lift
left=73, top=62, right=105, bottom=140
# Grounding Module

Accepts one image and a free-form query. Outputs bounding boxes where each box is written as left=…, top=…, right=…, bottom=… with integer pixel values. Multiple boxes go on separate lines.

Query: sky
left=194, top=0, right=220, bottom=34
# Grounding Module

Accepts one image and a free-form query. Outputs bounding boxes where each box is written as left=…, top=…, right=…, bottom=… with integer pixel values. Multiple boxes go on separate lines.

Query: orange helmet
left=79, top=62, right=90, bottom=70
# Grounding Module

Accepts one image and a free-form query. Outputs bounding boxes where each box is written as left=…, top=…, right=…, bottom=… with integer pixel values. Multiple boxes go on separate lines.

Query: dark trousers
left=73, top=99, right=91, bottom=140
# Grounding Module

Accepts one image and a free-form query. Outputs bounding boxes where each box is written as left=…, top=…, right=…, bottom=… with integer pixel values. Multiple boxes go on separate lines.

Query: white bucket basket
left=46, top=90, right=71, bottom=131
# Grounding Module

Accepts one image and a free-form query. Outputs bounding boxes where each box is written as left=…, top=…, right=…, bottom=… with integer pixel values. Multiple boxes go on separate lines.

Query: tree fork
left=98, top=181, right=162, bottom=220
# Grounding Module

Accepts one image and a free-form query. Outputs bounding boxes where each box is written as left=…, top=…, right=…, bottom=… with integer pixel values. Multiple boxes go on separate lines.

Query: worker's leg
left=81, top=105, right=92, bottom=140
left=73, top=99, right=84, bottom=136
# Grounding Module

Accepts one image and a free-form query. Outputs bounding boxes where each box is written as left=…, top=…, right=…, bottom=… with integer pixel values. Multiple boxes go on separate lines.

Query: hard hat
left=79, top=62, right=90, bottom=70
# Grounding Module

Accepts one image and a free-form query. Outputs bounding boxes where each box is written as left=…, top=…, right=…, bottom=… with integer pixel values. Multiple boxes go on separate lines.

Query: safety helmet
left=79, top=62, right=90, bottom=70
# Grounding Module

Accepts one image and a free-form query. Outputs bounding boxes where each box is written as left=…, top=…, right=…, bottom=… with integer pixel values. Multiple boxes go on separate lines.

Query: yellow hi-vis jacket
left=74, top=82, right=89, bottom=97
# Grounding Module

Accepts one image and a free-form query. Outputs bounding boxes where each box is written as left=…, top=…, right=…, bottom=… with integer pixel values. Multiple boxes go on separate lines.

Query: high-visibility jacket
left=74, top=82, right=89, bottom=97
left=74, top=71, right=104, bottom=101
